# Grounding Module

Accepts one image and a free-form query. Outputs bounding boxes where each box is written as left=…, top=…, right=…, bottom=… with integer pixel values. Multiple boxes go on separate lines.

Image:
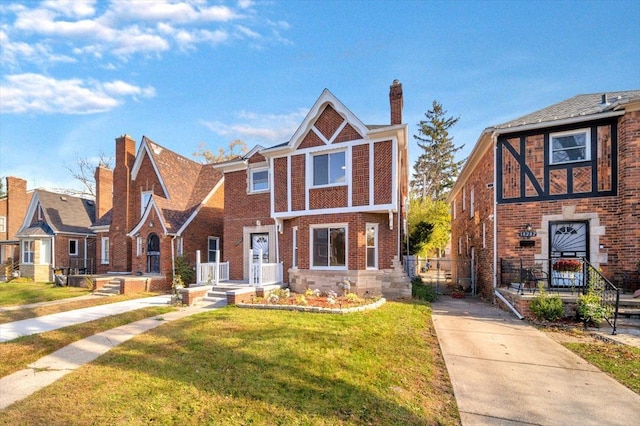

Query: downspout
left=171, top=235, right=176, bottom=285
left=495, top=290, right=524, bottom=320
left=84, top=236, right=88, bottom=271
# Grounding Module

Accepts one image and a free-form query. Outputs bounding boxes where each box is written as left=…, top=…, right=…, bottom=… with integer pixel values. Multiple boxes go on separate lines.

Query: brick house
left=448, top=91, right=640, bottom=300
left=214, top=81, right=411, bottom=299
left=92, top=135, right=224, bottom=290
left=15, top=189, right=96, bottom=282
left=0, top=177, right=32, bottom=279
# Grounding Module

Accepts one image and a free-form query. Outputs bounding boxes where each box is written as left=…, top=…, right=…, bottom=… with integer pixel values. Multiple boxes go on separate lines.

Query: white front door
left=251, top=233, right=269, bottom=262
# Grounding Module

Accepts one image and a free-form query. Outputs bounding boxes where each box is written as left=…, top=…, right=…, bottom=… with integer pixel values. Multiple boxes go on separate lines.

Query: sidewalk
left=0, top=295, right=171, bottom=342
left=0, top=300, right=224, bottom=410
left=431, top=297, right=640, bottom=426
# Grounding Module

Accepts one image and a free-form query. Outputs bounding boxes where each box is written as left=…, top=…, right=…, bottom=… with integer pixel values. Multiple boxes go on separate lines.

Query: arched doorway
left=147, top=233, right=160, bottom=273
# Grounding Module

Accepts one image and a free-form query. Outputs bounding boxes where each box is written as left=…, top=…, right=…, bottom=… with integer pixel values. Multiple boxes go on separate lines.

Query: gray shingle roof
left=33, top=190, right=95, bottom=234
left=495, top=90, right=640, bottom=130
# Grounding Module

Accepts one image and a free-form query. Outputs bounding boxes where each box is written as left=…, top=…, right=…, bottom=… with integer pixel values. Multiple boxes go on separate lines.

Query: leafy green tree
left=411, top=100, right=465, bottom=201
left=407, top=197, right=450, bottom=257
left=193, top=139, right=248, bottom=164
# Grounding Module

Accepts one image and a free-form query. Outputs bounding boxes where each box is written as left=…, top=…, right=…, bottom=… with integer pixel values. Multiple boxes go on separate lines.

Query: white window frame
left=458, top=237, right=462, bottom=255
left=136, top=236, right=143, bottom=256
left=310, top=223, right=348, bottom=270
left=69, top=239, right=78, bottom=256
left=207, top=237, right=220, bottom=262
left=176, top=237, right=183, bottom=256
left=482, top=222, right=486, bottom=249
left=40, top=239, right=50, bottom=265
left=292, top=227, right=298, bottom=269
left=37, top=206, right=43, bottom=221
left=0, top=216, right=5, bottom=233
left=248, top=167, right=269, bottom=193
left=141, top=191, right=152, bottom=216
left=452, top=200, right=456, bottom=220
left=312, top=150, right=347, bottom=187
left=22, top=240, right=34, bottom=264
left=366, top=223, right=378, bottom=270
left=462, top=186, right=466, bottom=211
left=470, top=187, right=475, bottom=218
left=101, top=237, right=109, bottom=264
left=549, top=128, right=591, bottom=165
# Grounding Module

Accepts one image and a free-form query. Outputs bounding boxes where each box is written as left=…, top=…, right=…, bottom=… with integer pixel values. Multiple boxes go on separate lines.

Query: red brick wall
left=374, top=141, right=393, bottom=204
left=110, top=135, right=135, bottom=272
left=291, top=154, right=306, bottom=211
left=94, top=166, right=113, bottom=221
left=352, top=144, right=369, bottom=206
left=299, top=131, right=324, bottom=149
left=309, top=186, right=348, bottom=209
left=274, top=157, right=288, bottom=213
left=314, top=105, right=343, bottom=140
left=334, top=123, right=363, bottom=143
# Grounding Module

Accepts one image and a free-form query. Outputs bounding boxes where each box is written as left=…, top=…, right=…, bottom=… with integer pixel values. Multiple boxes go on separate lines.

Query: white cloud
left=41, top=0, right=96, bottom=18
left=1, top=73, right=155, bottom=114
left=200, top=109, right=309, bottom=143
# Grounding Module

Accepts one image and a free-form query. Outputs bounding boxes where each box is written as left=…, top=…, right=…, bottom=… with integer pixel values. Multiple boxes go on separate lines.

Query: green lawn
left=563, top=341, right=640, bottom=394
left=0, top=301, right=460, bottom=425
left=0, top=281, right=91, bottom=306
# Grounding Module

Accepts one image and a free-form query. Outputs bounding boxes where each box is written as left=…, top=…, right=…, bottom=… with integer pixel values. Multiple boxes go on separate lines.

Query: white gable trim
left=127, top=198, right=168, bottom=237
left=130, top=138, right=170, bottom=199
left=288, top=89, right=368, bottom=151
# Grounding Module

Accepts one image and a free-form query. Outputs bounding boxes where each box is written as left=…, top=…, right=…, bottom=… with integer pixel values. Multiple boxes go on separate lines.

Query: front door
left=251, top=233, right=269, bottom=263
left=147, top=233, right=160, bottom=273
left=549, top=221, right=588, bottom=259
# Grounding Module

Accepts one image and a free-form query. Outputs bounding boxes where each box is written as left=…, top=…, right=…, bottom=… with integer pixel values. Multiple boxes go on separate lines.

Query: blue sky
left=1, top=0, right=639, bottom=193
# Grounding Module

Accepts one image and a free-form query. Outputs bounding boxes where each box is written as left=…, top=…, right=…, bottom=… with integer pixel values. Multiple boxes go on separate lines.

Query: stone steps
left=94, top=280, right=121, bottom=296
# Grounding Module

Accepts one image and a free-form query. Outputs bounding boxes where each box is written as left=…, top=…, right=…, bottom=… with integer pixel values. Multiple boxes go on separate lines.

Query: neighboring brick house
left=92, top=135, right=224, bottom=289
left=15, top=189, right=96, bottom=282
left=0, top=177, right=32, bottom=279
left=448, top=91, right=640, bottom=300
left=214, top=81, right=411, bottom=299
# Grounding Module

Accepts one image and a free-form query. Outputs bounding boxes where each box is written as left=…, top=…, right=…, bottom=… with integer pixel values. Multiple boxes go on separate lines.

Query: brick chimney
left=6, top=177, right=28, bottom=241
left=110, top=134, right=136, bottom=272
left=94, top=165, right=113, bottom=221
left=389, top=79, right=403, bottom=125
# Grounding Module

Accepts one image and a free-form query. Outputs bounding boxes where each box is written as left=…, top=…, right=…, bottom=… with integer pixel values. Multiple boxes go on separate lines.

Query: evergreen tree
left=411, top=100, right=465, bottom=201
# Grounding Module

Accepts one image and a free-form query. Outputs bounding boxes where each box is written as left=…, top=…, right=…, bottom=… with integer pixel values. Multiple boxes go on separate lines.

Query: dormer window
left=550, top=129, right=590, bottom=164
left=313, top=150, right=346, bottom=186
left=249, top=168, right=269, bottom=193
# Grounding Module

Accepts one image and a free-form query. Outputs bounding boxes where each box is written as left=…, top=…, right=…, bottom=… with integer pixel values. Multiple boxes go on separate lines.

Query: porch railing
left=248, top=249, right=283, bottom=286
left=195, top=250, right=229, bottom=285
left=583, top=259, right=620, bottom=335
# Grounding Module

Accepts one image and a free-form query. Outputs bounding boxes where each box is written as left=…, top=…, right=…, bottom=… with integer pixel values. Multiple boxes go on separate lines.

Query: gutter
left=494, top=290, right=524, bottom=320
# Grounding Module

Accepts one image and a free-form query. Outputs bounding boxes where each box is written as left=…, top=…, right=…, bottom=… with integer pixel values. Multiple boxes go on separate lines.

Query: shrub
left=529, top=288, right=564, bottom=321
left=173, top=255, right=195, bottom=287
left=411, top=276, right=438, bottom=302
left=576, top=292, right=609, bottom=327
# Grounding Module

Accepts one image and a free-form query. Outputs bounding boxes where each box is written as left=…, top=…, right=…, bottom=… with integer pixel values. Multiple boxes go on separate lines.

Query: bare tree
left=63, top=153, right=113, bottom=198
left=193, top=139, right=248, bottom=164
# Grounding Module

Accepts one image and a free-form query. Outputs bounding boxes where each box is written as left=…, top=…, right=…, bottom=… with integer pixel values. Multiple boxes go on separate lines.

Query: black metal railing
left=583, top=259, right=620, bottom=335
left=66, top=258, right=95, bottom=274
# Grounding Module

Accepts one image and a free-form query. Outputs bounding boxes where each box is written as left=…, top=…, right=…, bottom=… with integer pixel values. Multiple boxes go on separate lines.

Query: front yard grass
left=0, top=301, right=460, bottom=425
left=0, top=306, right=175, bottom=378
left=0, top=281, right=91, bottom=306
left=563, top=340, right=640, bottom=394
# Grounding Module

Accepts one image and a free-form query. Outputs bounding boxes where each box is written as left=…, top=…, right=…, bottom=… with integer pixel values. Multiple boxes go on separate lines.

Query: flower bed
left=237, top=288, right=385, bottom=314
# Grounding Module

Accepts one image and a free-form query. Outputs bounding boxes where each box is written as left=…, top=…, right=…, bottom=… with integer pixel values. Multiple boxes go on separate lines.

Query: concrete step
left=207, top=290, right=227, bottom=298
left=94, top=281, right=121, bottom=296
left=618, top=308, right=640, bottom=319
left=201, top=297, right=227, bottom=308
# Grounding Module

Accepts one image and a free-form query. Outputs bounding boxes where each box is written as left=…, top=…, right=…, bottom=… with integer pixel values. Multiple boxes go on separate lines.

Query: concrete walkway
left=0, top=295, right=171, bottom=342
left=0, top=301, right=223, bottom=410
left=431, top=297, right=640, bottom=426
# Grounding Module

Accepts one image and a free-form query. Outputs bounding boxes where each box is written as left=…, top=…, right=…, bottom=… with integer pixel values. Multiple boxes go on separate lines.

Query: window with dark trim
left=550, top=129, right=590, bottom=164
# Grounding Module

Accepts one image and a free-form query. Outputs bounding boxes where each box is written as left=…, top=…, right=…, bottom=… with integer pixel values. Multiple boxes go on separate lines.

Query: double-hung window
left=0, top=216, right=6, bottom=233
left=141, top=191, right=152, bottom=216
left=311, top=225, right=346, bottom=268
left=249, top=168, right=269, bottom=193
left=101, top=237, right=109, bottom=264
left=208, top=237, right=220, bottom=262
left=22, top=240, right=34, bottom=264
left=69, top=239, right=78, bottom=256
left=313, top=151, right=346, bottom=186
left=550, top=129, right=590, bottom=164
left=366, top=224, right=378, bottom=269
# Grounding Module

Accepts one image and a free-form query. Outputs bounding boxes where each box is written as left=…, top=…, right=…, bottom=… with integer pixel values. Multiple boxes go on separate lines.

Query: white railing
left=248, top=249, right=283, bottom=286
left=195, top=250, right=229, bottom=285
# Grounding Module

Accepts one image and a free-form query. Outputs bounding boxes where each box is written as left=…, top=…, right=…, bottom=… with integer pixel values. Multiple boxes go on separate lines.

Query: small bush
left=577, top=292, right=609, bottom=327
left=529, top=288, right=564, bottom=321
left=412, top=276, right=438, bottom=302
left=173, top=255, right=195, bottom=287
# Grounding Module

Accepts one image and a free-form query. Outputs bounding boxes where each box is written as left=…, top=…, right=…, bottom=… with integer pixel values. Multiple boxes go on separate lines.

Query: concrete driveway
left=431, top=297, right=640, bottom=426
